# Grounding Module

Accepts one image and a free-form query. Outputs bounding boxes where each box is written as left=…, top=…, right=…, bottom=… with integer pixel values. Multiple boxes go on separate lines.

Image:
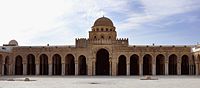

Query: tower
left=89, top=16, right=117, bottom=40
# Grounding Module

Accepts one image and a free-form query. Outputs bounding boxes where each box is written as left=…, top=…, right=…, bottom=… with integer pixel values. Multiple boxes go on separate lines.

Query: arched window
left=101, top=36, right=104, bottom=39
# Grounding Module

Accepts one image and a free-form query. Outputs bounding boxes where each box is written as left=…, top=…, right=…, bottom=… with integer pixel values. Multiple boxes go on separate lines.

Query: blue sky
left=0, top=0, right=200, bottom=46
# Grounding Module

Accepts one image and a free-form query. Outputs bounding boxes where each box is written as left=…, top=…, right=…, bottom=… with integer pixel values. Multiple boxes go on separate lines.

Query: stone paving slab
left=0, top=76, right=199, bottom=88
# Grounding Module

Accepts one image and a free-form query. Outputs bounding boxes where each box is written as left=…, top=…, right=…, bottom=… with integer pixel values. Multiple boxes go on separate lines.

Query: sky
left=0, top=0, right=200, bottom=46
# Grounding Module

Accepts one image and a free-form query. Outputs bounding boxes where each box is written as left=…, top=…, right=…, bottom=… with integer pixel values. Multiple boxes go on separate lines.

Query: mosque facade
left=0, top=17, right=200, bottom=76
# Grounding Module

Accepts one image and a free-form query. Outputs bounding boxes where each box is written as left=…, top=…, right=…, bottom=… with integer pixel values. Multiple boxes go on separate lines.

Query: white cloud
left=0, top=0, right=199, bottom=45
left=117, top=0, right=200, bottom=31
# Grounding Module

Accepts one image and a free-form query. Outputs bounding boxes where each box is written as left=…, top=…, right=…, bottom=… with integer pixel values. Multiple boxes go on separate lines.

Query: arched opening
left=143, top=54, right=152, bottom=75
left=118, top=55, right=126, bottom=75
left=78, top=55, right=87, bottom=75
left=96, top=49, right=109, bottom=75
left=181, top=55, right=189, bottom=75
left=169, top=54, right=177, bottom=75
left=65, top=54, right=75, bottom=75
left=15, top=55, right=23, bottom=75
left=4, top=56, right=10, bottom=75
left=156, top=54, right=165, bottom=75
left=130, top=54, right=139, bottom=75
left=191, top=55, right=196, bottom=75
left=52, top=54, right=62, bottom=75
left=40, top=54, right=48, bottom=75
left=27, top=54, right=35, bottom=75
left=0, top=55, right=3, bottom=75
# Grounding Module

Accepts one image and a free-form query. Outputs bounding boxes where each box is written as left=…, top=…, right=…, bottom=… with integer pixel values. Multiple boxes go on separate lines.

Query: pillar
left=13, top=64, right=15, bottom=75
left=87, top=59, right=93, bottom=76
left=112, top=61, right=117, bottom=76
left=139, top=63, right=143, bottom=75
left=177, top=62, right=181, bottom=75
left=36, top=64, right=40, bottom=75
left=49, top=64, right=52, bottom=75
left=75, top=62, right=78, bottom=75
left=23, top=64, right=27, bottom=75
left=195, top=63, right=199, bottom=75
left=62, top=64, right=65, bottom=75
left=127, top=62, right=130, bottom=76
left=92, top=61, right=95, bottom=75
left=109, top=61, right=112, bottom=76
left=165, top=62, right=168, bottom=75
left=152, top=63, right=156, bottom=75
left=2, top=64, right=4, bottom=75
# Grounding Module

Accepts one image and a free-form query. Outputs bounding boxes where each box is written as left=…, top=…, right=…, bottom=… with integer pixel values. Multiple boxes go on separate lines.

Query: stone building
left=0, top=17, right=200, bottom=76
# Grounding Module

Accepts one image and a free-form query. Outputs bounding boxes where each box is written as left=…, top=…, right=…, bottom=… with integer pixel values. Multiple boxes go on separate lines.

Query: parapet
left=75, top=38, right=88, bottom=48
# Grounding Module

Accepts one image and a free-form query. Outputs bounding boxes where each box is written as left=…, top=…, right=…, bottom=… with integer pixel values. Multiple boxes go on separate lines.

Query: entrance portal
left=96, top=49, right=109, bottom=75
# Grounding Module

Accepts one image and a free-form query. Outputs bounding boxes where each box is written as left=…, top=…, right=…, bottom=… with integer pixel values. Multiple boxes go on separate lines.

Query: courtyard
left=0, top=76, right=199, bottom=88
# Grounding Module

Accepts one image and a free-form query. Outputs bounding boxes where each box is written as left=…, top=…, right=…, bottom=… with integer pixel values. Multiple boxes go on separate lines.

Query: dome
left=93, top=17, right=114, bottom=27
left=9, top=40, right=18, bottom=46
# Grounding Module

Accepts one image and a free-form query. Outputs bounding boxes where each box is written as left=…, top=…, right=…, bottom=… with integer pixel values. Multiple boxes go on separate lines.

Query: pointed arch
left=143, top=54, right=152, bottom=75
left=169, top=54, right=177, bottom=75
left=118, top=55, right=126, bottom=75
left=27, top=54, right=35, bottom=75
left=96, top=49, right=109, bottom=75
left=78, top=55, right=87, bottom=75
left=52, top=54, right=62, bottom=75
left=39, top=54, right=48, bottom=75
left=15, top=55, right=23, bottom=75
left=156, top=54, right=165, bottom=75
left=0, top=55, right=3, bottom=75
left=4, top=56, right=10, bottom=75
left=130, top=54, right=139, bottom=75
left=181, top=55, right=189, bottom=75
left=65, top=54, right=75, bottom=75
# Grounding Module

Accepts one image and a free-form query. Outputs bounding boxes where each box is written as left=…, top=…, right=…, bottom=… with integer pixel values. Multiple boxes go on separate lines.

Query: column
left=49, top=64, right=52, bottom=75
left=195, top=63, right=199, bottom=75
left=139, top=63, right=143, bottom=75
left=87, top=60, right=92, bottom=76
left=36, top=64, right=40, bottom=75
left=112, top=61, right=117, bottom=76
left=109, top=61, right=112, bottom=76
left=152, top=63, right=156, bottom=75
left=127, top=62, right=130, bottom=76
left=92, top=61, right=96, bottom=76
left=62, top=64, right=65, bottom=75
left=177, top=62, right=181, bottom=75
left=75, top=62, right=78, bottom=75
left=13, top=64, right=15, bottom=75
left=165, top=62, right=168, bottom=75
left=23, top=64, right=27, bottom=75
left=2, top=64, right=4, bottom=75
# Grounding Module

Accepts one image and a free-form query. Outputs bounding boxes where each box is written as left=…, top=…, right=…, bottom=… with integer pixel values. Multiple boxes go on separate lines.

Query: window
left=101, top=28, right=103, bottom=31
left=101, top=36, right=104, bottom=39
left=106, top=28, right=108, bottom=31
left=109, top=36, right=111, bottom=39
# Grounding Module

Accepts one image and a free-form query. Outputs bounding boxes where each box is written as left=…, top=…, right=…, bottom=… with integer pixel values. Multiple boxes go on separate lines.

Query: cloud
left=0, top=0, right=199, bottom=45
left=117, top=0, right=200, bottom=31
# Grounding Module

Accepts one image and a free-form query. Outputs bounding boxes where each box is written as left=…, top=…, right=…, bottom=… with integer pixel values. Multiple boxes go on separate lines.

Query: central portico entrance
left=96, top=49, right=109, bottom=75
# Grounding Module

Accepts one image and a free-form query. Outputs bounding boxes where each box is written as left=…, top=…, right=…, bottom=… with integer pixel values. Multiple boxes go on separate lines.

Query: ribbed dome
left=93, top=17, right=114, bottom=27
left=9, top=40, right=18, bottom=46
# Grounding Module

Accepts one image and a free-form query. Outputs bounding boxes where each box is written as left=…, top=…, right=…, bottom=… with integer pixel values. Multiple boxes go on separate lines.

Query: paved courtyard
left=0, top=76, right=199, bottom=88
